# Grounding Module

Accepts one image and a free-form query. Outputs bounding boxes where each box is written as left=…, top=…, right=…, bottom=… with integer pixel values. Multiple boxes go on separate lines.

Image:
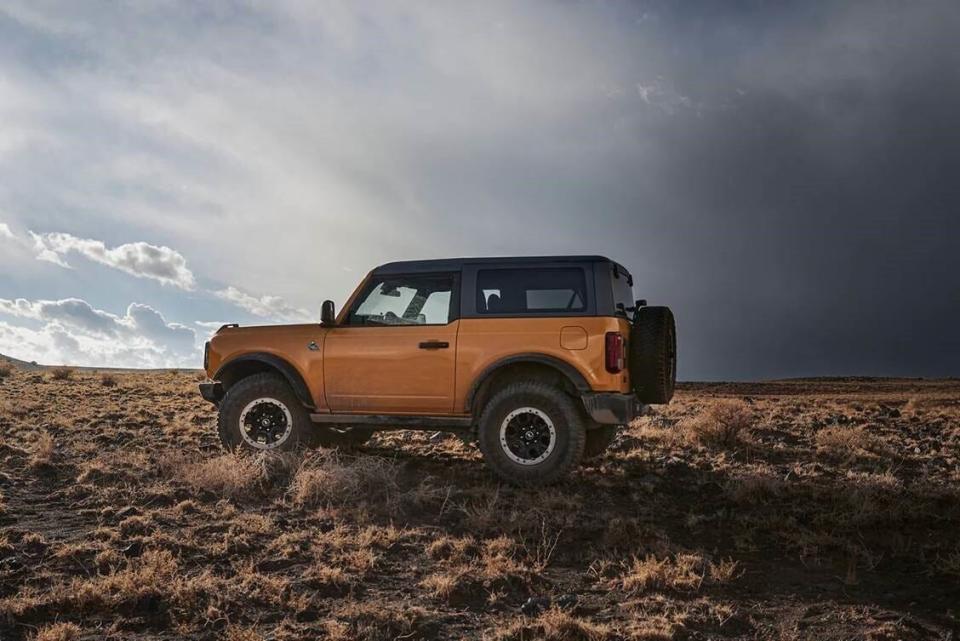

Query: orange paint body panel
left=205, top=324, right=326, bottom=405
left=323, top=321, right=459, bottom=414
left=455, top=317, right=631, bottom=410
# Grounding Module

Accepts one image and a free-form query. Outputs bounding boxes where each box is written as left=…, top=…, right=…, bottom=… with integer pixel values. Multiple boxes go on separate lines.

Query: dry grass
left=222, top=626, right=263, bottom=641
left=0, top=372, right=957, bottom=640
left=815, top=425, right=886, bottom=459
left=495, top=608, right=614, bottom=641
left=726, top=473, right=785, bottom=504
left=28, top=431, right=55, bottom=469
left=49, top=366, right=75, bottom=381
left=163, top=453, right=268, bottom=499
left=289, top=451, right=399, bottom=508
left=31, top=623, right=81, bottom=641
left=621, top=553, right=708, bottom=593
left=71, top=549, right=180, bottom=607
left=324, top=601, right=431, bottom=641
left=680, top=399, right=754, bottom=447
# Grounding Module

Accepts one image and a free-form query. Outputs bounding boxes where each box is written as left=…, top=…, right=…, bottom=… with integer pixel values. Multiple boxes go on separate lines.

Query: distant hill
left=0, top=353, right=199, bottom=373
left=0, top=353, right=45, bottom=371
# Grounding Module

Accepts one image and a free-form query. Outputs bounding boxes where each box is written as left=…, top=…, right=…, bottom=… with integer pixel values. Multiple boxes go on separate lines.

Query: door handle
left=419, top=341, right=449, bottom=349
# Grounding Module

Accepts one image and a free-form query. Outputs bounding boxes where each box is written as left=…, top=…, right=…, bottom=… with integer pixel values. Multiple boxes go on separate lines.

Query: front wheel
left=477, top=381, right=586, bottom=486
left=217, top=373, right=313, bottom=452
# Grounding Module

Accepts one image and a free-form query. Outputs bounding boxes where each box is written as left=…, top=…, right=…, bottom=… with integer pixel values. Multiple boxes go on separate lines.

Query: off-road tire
left=629, top=306, right=677, bottom=404
left=583, top=423, right=619, bottom=459
left=217, top=373, right=313, bottom=452
left=315, top=427, right=375, bottom=449
left=477, top=381, right=586, bottom=486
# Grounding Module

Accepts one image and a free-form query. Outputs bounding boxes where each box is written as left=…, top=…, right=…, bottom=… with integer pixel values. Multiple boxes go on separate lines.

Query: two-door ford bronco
left=200, top=255, right=676, bottom=485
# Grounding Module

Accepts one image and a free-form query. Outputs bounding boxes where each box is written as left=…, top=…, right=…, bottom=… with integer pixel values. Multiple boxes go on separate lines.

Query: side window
left=477, top=268, right=587, bottom=314
left=347, top=274, right=454, bottom=326
left=611, top=265, right=635, bottom=318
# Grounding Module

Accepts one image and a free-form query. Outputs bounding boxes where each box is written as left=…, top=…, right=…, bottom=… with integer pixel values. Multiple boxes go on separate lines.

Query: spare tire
left=629, top=306, right=676, bottom=404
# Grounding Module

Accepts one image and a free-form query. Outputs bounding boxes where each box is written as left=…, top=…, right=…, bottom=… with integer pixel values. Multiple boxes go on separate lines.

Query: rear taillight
left=605, top=332, right=624, bottom=373
left=203, top=341, right=210, bottom=371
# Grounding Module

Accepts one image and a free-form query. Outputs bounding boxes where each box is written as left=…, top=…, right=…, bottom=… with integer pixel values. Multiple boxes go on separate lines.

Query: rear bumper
left=581, top=392, right=645, bottom=425
left=199, top=382, right=224, bottom=405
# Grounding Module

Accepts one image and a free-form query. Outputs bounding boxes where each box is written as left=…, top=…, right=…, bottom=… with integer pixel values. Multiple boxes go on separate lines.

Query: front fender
left=214, top=353, right=314, bottom=408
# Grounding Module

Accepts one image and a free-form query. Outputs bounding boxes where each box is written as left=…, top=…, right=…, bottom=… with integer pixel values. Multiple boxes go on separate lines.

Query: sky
left=0, top=1, right=958, bottom=379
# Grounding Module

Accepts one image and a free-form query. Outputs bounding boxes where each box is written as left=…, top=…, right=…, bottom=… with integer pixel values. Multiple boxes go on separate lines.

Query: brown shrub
left=100, top=373, right=118, bottom=387
left=495, top=608, right=614, bottom=641
left=681, top=399, right=754, bottom=448
left=420, top=534, right=525, bottom=603
left=420, top=568, right=469, bottom=601
left=726, top=473, right=785, bottom=504
left=70, top=549, right=179, bottom=609
left=29, top=431, right=55, bottom=469
left=707, top=558, right=740, bottom=583
left=32, top=623, right=81, bottom=641
left=0, top=364, right=12, bottom=379
left=290, top=452, right=399, bottom=508
left=222, top=626, right=263, bottom=641
left=624, top=616, right=676, bottom=641
left=50, top=367, right=75, bottom=381
left=164, top=454, right=266, bottom=499
left=325, top=601, right=431, bottom=641
left=426, top=535, right=475, bottom=563
left=622, top=553, right=705, bottom=593
left=305, top=563, right=352, bottom=589
left=815, top=426, right=886, bottom=459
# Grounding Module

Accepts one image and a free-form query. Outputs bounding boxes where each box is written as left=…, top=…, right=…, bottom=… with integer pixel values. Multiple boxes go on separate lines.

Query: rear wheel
left=629, top=306, right=677, bottom=404
left=217, top=373, right=313, bottom=452
left=583, top=423, right=619, bottom=459
left=477, top=381, right=585, bottom=486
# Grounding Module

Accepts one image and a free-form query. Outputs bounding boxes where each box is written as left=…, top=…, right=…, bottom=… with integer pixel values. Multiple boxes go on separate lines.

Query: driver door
left=323, top=272, right=459, bottom=414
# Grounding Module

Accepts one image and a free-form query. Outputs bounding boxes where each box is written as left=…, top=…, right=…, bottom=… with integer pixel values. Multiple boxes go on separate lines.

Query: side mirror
left=321, top=300, right=336, bottom=326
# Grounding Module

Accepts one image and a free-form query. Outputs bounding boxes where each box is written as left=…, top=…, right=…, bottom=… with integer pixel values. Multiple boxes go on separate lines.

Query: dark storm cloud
left=624, top=0, right=960, bottom=379
left=337, top=1, right=960, bottom=379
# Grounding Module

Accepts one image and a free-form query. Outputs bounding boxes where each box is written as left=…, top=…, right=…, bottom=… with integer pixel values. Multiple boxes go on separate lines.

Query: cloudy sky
left=1, top=1, right=958, bottom=378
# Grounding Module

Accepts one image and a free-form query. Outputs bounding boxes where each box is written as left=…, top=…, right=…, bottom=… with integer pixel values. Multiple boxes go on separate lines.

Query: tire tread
left=477, top=381, right=585, bottom=486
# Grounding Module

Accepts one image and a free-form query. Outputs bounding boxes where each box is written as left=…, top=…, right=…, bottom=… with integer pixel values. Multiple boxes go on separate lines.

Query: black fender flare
left=464, top=353, right=591, bottom=413
left=214, top=353, right=314, bottom=409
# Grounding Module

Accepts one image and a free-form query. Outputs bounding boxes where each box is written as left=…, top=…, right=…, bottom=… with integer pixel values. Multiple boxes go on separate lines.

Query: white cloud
left=126, top=302, right=196, bottom=355
left=0, top=222, right=15, bottom=240
left=213, top=287, right=312, bottom=322
left=29, top=232, right=195, bottom=289
left=0, top=297, right=198, bottom=367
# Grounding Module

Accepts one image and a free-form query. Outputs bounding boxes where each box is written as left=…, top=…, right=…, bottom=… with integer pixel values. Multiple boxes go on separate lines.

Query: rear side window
left=477, top=268, right=587, bottom=314
left=611, top=268, right=634, bottom=317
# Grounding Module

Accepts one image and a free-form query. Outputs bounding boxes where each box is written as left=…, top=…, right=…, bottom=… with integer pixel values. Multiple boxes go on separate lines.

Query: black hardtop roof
left=373, top=255, right=629, bottom=276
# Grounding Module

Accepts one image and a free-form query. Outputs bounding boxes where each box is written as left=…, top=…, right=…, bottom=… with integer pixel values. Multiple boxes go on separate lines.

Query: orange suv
left=200, top=256, right=676, bottom=485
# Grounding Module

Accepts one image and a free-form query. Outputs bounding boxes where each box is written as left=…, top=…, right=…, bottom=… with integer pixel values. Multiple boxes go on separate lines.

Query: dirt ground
left=1, top=364, right=958, bottom=640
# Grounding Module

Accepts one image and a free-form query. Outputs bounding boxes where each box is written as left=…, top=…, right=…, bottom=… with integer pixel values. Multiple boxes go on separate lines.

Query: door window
left=347, top=275, right=454, bottom=325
